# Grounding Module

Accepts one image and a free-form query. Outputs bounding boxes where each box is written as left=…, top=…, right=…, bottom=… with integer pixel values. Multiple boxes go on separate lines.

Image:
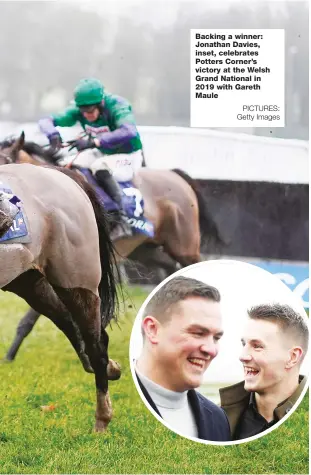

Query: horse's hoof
left=0, top=357, right=13, bottom=364
left=94, top=419, right=109, bottom=433
left=107, top=359, right=121, bottom=380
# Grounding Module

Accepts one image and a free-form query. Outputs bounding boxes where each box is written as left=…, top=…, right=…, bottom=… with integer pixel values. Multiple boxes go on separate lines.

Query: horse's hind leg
left=3, top=270, right=93, bottom=373
left=54, top=286, right=113, bottom=432
left=4, top=308, right=40, bottom=361
left=162, top=206, right=201, bottom=267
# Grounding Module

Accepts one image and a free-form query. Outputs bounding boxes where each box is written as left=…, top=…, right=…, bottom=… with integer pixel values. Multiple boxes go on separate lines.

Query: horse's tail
left=57, top=167, right=119, bottom=327
left=172, top=168, right=226, bottom=249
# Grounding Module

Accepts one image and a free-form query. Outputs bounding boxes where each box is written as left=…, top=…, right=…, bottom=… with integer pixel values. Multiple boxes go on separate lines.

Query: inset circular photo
left=129, top=259, right=309, bottom=445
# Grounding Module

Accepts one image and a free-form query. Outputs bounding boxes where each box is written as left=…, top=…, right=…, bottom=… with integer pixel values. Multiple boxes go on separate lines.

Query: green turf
left=0, top=288, right=308, bottom=474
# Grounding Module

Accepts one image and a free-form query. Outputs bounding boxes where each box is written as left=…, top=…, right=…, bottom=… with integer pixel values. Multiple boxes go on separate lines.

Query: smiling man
left=220, top=303, right=309, bottom=440
left=135, top=276, right=231, bottom=442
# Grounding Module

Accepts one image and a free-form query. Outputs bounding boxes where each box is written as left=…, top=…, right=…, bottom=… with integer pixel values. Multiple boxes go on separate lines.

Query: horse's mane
left=0, top=136, right=16, bottom=148
left=0, top=135, right=57, bottom=164
left=22, top=141, right=57, bottom=164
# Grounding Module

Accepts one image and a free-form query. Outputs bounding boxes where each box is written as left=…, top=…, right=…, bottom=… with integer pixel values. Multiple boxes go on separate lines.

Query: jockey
left=38, top=77, right=144, bottom=237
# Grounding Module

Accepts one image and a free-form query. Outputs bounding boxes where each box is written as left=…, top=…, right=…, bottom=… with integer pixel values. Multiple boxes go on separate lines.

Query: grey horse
left=0, top=163, right=119, bottom=432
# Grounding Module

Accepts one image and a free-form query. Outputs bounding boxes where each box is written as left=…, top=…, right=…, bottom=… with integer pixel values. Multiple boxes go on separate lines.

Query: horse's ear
left=11, top=131, right=25, bottom=153
left=9, top=131, right=25, bottom=163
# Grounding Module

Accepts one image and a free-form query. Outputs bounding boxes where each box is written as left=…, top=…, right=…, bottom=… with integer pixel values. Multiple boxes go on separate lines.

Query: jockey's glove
left=48, top=132, right=62, bottom=152
left=68, top=137, right=96, bottom=152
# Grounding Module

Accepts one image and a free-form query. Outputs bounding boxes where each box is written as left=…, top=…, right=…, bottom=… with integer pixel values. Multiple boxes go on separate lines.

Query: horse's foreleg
left=100, top=328, right=121, bottom=381
left=4, top=308, right=40, bottom=361
left=54, top=287, right=113, bottom=432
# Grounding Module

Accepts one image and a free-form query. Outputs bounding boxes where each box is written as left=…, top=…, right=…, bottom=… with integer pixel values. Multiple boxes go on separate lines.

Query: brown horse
left=0, top=161, right=119, bottom=432
left=0, top=132, right=224, bottom=361
left=1, top=132, right=223, bottom=263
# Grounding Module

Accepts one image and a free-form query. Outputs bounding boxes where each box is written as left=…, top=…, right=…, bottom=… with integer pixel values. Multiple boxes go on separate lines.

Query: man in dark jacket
left=220, top=303, right=309, bottom=440
left=135, top=276, right=231, bottom=442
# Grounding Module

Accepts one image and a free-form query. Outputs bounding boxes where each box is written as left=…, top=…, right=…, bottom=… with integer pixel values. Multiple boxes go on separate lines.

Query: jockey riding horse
left=39, top=77, right=143, bottom=238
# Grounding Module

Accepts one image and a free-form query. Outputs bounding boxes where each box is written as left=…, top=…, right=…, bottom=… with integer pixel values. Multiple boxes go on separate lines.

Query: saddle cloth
left=78, top=168, right=154, bottom=238
left=0, top=182, right=30, bottom=243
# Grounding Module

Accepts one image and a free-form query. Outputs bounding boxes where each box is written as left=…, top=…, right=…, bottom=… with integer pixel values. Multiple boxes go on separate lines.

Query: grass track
left=0, top=288, right=308, bottom=474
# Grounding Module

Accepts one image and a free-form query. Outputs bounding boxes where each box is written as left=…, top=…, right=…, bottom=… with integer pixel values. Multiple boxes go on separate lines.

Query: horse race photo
left=0, top=1, right=308, bottom=474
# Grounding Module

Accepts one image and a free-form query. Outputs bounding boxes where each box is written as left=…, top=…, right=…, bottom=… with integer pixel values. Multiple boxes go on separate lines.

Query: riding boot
left=95, top=169, right=133, bottom=237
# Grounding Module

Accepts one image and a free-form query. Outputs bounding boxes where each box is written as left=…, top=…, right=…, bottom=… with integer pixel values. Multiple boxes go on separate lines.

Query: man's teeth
left=188, top=357, right=209, bottom=367
left=245, top=367, right=259, bottom=375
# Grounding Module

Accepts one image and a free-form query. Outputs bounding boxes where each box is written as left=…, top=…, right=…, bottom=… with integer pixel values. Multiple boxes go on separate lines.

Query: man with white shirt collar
left=135, top=276, right=231, bottom=442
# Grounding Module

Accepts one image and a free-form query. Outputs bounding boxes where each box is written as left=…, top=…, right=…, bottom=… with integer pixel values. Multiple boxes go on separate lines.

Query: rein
left=63, top=150, right=83, bottom=169
left=0, top=131, right=90, bottom=169
left=60, top=132, right=89, bottom=169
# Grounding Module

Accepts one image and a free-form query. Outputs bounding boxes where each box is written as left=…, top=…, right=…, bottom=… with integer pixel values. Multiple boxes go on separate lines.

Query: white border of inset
left=129, top=259, right=309, bottom=446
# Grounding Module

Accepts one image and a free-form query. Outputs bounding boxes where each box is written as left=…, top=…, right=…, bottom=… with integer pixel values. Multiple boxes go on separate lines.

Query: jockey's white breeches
left=71, top=149, right=143, bottom=182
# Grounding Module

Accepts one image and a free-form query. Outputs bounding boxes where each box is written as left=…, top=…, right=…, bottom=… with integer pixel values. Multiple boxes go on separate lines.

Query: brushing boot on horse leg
left=95, top=169, right=132, bottom=237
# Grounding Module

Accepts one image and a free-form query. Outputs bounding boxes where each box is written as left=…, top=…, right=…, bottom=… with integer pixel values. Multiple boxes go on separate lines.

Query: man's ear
left=285, top=346, right=304, bottom=369
left=142, top=315, right=161, bottom=344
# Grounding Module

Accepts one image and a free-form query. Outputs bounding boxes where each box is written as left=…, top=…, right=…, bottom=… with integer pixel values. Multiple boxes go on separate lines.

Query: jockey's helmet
left=74, top=78, right=104, bottom=107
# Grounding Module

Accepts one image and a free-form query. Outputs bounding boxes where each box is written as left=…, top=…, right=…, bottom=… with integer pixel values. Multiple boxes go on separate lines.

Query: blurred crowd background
left=0, top=0, right=308, bottom=140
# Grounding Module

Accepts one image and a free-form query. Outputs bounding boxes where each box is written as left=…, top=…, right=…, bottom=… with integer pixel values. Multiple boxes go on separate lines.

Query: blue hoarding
left=250, top=260, right=309, bottom=310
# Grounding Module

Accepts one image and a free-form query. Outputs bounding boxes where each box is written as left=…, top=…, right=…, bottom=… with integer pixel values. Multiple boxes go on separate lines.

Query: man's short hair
left=248, top=303, right=309, bottom=355
left=142, top=276, right=220, bottom=325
